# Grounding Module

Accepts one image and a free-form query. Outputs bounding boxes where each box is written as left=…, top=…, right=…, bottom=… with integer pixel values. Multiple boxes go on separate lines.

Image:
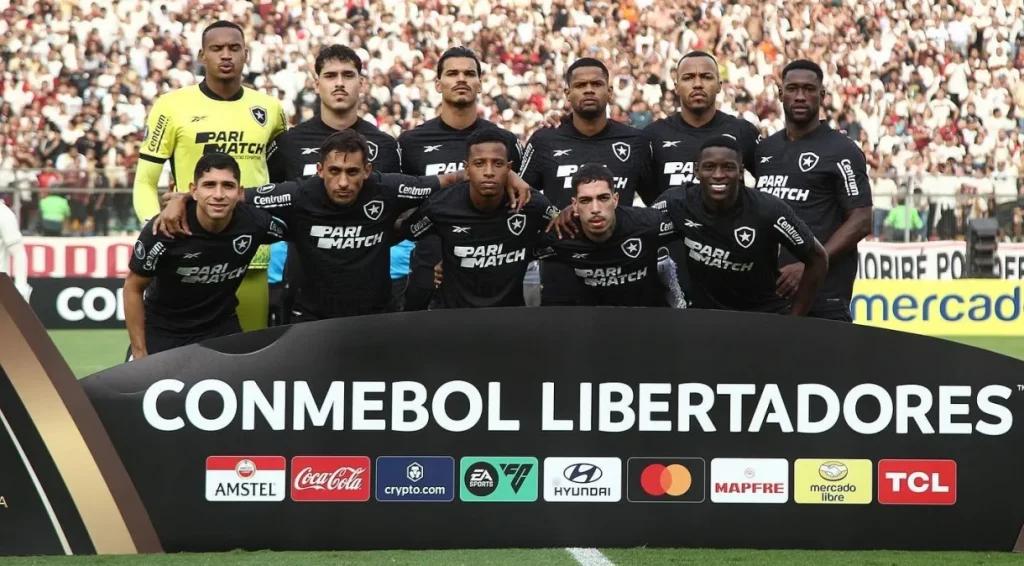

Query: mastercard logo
left=640, top=463, right=692, bottom=496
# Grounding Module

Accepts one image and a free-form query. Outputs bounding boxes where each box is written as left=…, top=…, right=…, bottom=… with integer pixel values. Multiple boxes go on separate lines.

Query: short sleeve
left=129, top=221, right=172, bottom=276
left=767, top=198, right=817, bottom=262
left=833, top=144, right=873, bottom=211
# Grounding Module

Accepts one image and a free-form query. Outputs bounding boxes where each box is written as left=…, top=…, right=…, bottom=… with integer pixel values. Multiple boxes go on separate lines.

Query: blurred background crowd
left=0, top=0, right=1022, bottom=241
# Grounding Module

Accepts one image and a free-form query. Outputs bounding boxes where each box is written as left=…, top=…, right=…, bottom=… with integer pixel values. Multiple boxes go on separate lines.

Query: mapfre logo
left=290, top=456, right=371, bottom=502
left=878, top=459, right=956, bottom=505
left=205, top=456, right=286, bottom=502
left=710, top=458, right=789, bottom=503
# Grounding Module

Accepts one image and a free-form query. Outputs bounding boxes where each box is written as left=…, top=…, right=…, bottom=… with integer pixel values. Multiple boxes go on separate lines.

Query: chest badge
left=233, top=234, right=253, bottom=255
left=734, top=226, right=756, bottom=249
left=507, top=213, right=526, bottom=236
left=621, top=237, right=642, bottom=258
left=250, top=106, right=268, bottom=126
left=366, top=141, right=379, bottom=162
left=363, top=200, right=384, bottom=221
left=798, top=151, right=819, bottom=173
left=612, top=141, right=631, bottom=162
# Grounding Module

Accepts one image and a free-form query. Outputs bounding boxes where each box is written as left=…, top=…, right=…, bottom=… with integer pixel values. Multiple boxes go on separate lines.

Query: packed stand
left=0, top=0, right=1022, bottom=239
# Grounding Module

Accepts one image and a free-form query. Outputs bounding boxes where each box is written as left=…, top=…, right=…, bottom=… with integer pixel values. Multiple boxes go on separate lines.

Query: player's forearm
left=123, top=277, right=149, bottom=358
left=437, top=169, right=466, bottom=188
left=790, top=245, right=828, bottom=316
left=133, top=159, right=166, bottom=221
left=824, top=207, right=872, bottom=259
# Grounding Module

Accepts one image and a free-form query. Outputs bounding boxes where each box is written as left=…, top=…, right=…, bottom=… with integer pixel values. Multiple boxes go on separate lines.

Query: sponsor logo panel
left=290, top=456, right=370, bottom=502
left=459, top=457, right=538, bottom=502
left=205, top=456, right=286, bottom=502
left=878, top=459, right=957, bottom=505
left=627, top=458, right=705, bottom=503
left=794, top=459, right=872, bottom=504
left=543, top=457, right=621, bottom=502
left=709, top=458, right=788, bottom=503
left=375, top=456, right=454, bottom=502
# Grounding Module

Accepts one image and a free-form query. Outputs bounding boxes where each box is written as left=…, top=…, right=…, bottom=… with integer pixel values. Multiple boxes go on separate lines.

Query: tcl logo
left=878, top=459, right=956, bottom=505
left=290, top=456, right=370, bottom=502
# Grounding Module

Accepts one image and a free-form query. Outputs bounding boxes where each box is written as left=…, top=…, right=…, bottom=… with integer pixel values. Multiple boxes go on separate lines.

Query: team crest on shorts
left=251, top=106, right=268, bottom=126
left=798, top=152, right=819, bottom=173
left=233, top=234, right=253, bottom=255
left=507, top=213, right=526, bottom=236
left=366, top=141, right=379, bottom=162
left=611, top=142, right=631, bottom=162
left=621, top=237, right=642, bottom=258
left=734, top=226, right=756, bottom=248
left=363, top=200, right=384, bottom=221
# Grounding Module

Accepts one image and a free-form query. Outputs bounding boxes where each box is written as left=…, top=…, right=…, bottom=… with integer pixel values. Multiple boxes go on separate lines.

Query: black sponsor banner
left=28, top=277, right=124, bottom=329
left=81, top=309, right=1024, bottom=551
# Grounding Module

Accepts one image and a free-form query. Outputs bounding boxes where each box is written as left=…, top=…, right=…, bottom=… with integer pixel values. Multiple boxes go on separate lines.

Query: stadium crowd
left=0, top=0, right=1023, bottom=240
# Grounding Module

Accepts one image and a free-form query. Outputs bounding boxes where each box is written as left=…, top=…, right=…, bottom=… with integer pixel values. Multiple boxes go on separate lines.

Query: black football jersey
left=643, top=111, right=760, bottom=193
left=398, top=117, right=522, bottom=177
left=129, top=200, right=286, bottom=333
left=754, top=123, right=871, bottom=308
left=267, top=116, right=401, bottom=181
left=248, top=172, right=439, bottom=317
left=405, top=185, right=556, bottom=308
left=661, top=185, right=817, bottom=313
left=520, top=119, right=656, bottom=208
left=536, top=206, right=675, bottom=306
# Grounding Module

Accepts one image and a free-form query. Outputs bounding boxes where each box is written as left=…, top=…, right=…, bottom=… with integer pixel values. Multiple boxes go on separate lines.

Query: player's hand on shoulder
left=506, top=172, right=532, bottom=211
left=154, top=193, right=191, bottom=238
left=546, top=204, right=579, bottom=239
left=433, top=261, right=444, bottom=289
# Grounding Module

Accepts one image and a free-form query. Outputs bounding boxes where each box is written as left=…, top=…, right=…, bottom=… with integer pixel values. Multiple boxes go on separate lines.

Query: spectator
left=38, top=192, right=71, bottom=236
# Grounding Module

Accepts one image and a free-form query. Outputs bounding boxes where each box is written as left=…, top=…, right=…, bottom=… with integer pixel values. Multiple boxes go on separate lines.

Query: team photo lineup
left=2, top=1, right=1021, bottom=358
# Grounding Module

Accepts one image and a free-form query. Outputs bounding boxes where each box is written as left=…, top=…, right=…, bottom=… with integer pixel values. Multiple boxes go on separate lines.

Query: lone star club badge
left=366, top=141, right=379, bottom=162
left=506, top=213, right=526, bottom=236
left=734, top=226, right=756, bottom=248
left=798, top=151, right=819, bottom=173
left=250, top=106, right=268, bottom=126
left=363, top=200, right=384, bottom=221
left=621, top=237, right=642, bottom=258
left=232, top=234, right=253, bottom=255
left=611, top=141, right=631, bottom=162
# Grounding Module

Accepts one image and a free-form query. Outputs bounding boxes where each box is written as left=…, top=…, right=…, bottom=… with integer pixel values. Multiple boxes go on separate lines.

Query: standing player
left=647, top=51, right=761, bottom=304
left=398, top=46, right=523, bottom=310
left=133, top=21, right=286, bottom=332
left=124, top=153, right=286, bottom=359
left=266, top=44, right=401, bottom=322
left=663, top=136, right=828, bottom=314
left=537, top=164, right=676, bottom=306
left=755, top=60, right=872, bottom=321
left=401, top=130, right=555, bottom=308
left=0, top=199, right=29, bottom=300
left=520, top=58, right=655, bottom=305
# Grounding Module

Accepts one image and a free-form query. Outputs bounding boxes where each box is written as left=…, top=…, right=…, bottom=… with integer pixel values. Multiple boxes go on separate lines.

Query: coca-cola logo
left=293, top=466, right=366, bottom=491
left=290, top=456, right=371, bottom=502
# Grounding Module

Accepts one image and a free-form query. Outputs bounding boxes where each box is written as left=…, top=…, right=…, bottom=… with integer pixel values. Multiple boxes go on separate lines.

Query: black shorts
left=808, top=301, right=853, bottom=322
left=127, top=316, right=242, bottom=360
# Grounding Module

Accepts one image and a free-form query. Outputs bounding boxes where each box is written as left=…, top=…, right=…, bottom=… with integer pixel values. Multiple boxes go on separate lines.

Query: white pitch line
left=566, top=547, right=615, bottom=566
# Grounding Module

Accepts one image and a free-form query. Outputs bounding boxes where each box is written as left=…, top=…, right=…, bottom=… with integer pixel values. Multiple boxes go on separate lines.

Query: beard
left=573, top=104, right=606, bottom=120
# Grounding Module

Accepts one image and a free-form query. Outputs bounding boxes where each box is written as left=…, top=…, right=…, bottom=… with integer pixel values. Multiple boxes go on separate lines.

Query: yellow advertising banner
left=852, top=280, right=1024, bottom=336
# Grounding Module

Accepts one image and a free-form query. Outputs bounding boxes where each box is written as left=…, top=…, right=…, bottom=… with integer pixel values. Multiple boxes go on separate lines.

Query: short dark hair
left=565, top=58, right=609, bottom=84
left=781, top=59, right=824, bottom=84
left=319, top=130, right=369, bottom=163
left=437, top=46, right=482, bottom=76
left=465, top=128, right=510, bottom=159
left=698, top=135, right=743, bottom=164
left=571, top=163, right=616, bottom=194
left=315, top=44, right=363, bottom=76
left=194, top=152, right=240, bottom=184
left=677, top=50, right=718, bottom=69
left=201, top=21, right=244, bottom=48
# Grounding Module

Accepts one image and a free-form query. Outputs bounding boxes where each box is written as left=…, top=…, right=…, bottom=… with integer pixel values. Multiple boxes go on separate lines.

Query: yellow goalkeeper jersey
left=133, top=81, right=286, bottom=268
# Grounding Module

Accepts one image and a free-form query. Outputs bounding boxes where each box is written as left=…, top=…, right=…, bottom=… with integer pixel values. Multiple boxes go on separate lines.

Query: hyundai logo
left=564, top=463, right=603, bottom=484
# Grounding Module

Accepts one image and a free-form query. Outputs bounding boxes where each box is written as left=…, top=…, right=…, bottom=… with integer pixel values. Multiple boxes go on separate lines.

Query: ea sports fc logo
left=640, top=463, right=692, bottom=496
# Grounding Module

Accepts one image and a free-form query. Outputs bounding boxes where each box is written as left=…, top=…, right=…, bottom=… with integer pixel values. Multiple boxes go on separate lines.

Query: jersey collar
left=199, top=80, right=244, bottom=102
left=561, top=117, right=614, bottom=139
